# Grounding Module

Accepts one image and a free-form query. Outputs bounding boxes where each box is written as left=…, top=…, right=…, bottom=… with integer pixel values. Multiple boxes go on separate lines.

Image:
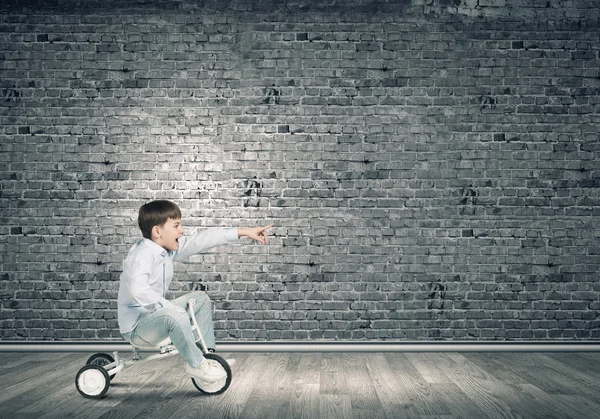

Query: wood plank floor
left=1, top=351, right=599, bottom=419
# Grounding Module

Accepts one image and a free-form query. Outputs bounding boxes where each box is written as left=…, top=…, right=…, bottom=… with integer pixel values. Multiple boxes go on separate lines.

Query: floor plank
left=342, top=353, right=387, bottom=419
left=0, top=352, right=29, bottom=368
left=529, top=353, right=600, bottom=397
left=320, top=352, right=348, bottom=396
left=435, top=353, right=527, bottom=419
left=387, top=353, right=452, bottom=417
left=0, top=351, right=599, bottom=419
left=544, top=352, right=600, bottom=376
left=463, top=354, right=577, bottom=419
left=283, top=353, right=321, bottom=419
left=470, top=353, right=598, bottom=400
left=3, top=355, right=89, bottom=419
left=367, top=353, right=418, bottom=419
left=0, top=352, right=82, bottom=391
left=405, top=353, right=451, bottom=384
left=237, top=353, right=294, bottom=419
left=0, top=353, right=89, bottom=417
left=319, top=393, right=353, bottom=419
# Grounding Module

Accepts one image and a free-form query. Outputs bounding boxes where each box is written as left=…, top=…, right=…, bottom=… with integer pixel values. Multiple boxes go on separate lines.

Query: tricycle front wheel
left=191, top=353, right=232, bottom=395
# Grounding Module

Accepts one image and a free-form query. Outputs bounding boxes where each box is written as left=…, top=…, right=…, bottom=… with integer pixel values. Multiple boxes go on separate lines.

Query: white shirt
left=117, top=227, right=239, bottom=334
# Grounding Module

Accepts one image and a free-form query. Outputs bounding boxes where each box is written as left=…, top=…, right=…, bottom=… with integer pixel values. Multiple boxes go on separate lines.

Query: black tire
left=191, top=353, right=232, bottom=395
left=86, top=353, right=116, bottom=380
left=75, top=364, right=110, bottom=399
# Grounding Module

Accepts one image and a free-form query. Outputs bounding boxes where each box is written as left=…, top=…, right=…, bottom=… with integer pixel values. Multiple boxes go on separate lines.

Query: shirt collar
left=142, top=238, right=168, bottom=257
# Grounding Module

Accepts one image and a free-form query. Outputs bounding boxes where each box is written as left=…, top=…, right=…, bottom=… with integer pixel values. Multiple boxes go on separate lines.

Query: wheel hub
left=78, top=368, right=106, bottom=396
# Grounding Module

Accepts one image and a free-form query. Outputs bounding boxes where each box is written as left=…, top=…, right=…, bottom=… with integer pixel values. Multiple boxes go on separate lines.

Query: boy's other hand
left=238, top=224, right=275, bottom=245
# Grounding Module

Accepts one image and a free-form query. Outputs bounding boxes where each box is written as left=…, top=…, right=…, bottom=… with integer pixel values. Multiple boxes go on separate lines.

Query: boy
left=118, top=200, right=273, bottom=383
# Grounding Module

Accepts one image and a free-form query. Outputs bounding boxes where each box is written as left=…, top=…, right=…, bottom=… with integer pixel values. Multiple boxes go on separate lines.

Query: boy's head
left=138, top=200, right=182, bottom=241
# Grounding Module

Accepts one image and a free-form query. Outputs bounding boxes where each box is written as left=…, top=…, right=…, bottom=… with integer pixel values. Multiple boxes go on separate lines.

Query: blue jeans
left=122, top=291, right=216, bottom=368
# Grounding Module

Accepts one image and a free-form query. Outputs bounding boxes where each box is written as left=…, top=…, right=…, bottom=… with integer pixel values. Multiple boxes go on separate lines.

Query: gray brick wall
left=1, top=0, right=599, bottom=341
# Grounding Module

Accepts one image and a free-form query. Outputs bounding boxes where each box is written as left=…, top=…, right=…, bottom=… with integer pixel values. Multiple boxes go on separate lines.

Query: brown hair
left=138, top=200, right=182, bottom=239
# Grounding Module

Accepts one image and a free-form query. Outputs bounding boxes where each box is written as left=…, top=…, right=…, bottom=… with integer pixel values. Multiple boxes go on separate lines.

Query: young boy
left=117, top=200, right=273, bottom=383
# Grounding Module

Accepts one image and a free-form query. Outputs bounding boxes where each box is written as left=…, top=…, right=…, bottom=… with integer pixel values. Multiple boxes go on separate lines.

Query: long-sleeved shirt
left=117, top=227, right=239, bottom=334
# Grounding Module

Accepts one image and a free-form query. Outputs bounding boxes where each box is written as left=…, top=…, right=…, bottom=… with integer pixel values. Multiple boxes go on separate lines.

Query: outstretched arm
left=238, top=224, right=275, bottom=245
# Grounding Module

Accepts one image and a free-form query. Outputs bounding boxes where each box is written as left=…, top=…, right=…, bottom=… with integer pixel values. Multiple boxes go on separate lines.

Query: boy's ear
left=151, top=225, right=161, bottom=239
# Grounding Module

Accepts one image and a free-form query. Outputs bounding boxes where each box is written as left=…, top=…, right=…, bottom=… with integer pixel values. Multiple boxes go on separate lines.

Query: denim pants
left=122, top=291, right=216, bottom=368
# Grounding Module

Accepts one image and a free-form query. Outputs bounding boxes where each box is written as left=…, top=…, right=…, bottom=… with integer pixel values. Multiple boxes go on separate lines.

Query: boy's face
left=152, top=218, right=184, bottom=251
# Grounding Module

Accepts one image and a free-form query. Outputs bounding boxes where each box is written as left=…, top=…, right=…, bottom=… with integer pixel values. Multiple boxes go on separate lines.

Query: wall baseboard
left=1, top=340, right=599, bottom=353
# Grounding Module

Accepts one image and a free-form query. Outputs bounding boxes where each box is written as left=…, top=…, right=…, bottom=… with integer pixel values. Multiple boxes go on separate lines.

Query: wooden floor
left=1, top=351, right=599, bottom=419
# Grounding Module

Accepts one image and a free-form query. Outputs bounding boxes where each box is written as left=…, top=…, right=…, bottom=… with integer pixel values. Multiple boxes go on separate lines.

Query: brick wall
left=1, top=0, right=599, bottom=341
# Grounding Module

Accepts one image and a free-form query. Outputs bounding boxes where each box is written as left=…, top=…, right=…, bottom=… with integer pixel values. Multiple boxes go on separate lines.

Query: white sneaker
left=185, top=358, right=227, bottom=382
left=207, top=349, right=236, bottom=367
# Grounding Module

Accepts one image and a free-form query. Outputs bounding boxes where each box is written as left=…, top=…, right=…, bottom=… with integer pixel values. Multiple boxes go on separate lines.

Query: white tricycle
left=75, top=299, right=232, bottom=398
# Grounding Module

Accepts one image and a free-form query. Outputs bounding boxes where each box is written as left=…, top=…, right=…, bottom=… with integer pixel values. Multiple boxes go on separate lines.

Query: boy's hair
left=138, top=200, right=182, bottom=239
